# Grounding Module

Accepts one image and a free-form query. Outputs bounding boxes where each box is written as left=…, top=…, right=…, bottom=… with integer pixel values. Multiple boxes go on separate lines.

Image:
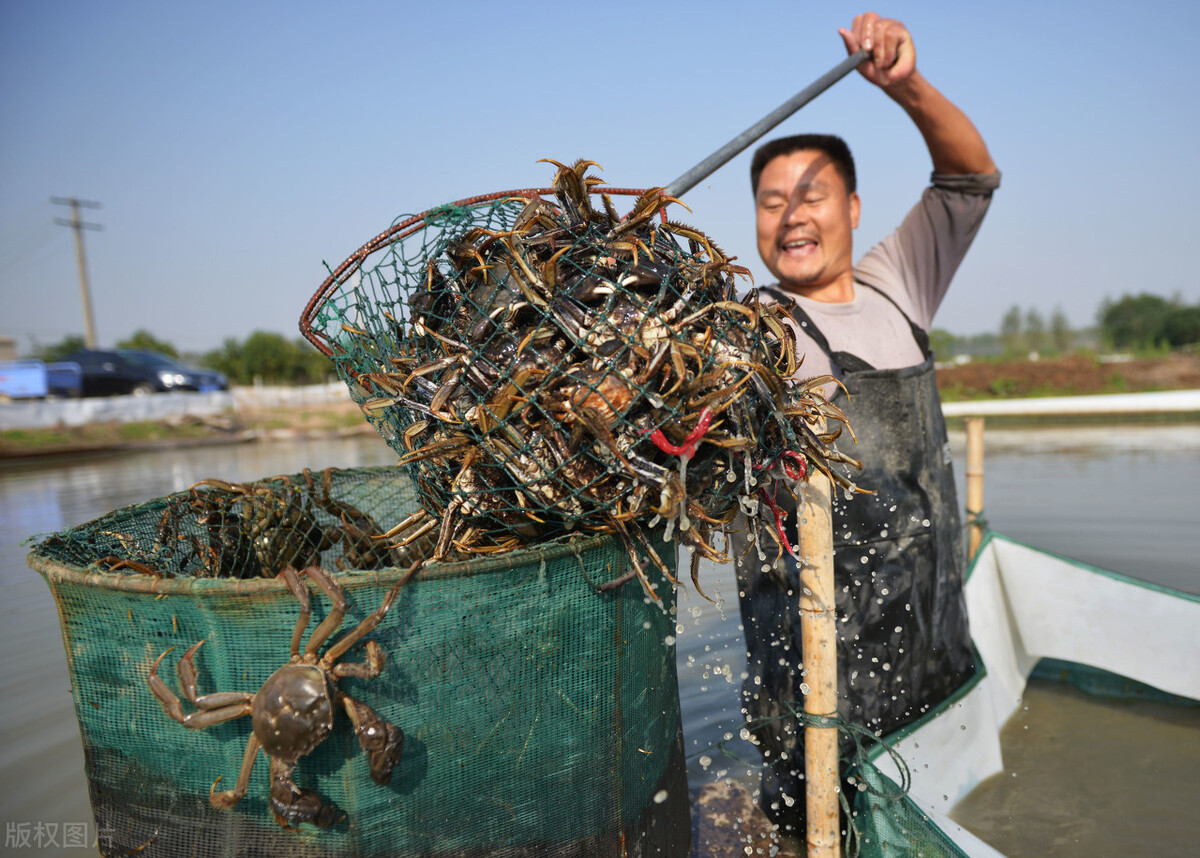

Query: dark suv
left=61, top=349, right=229, bottom=397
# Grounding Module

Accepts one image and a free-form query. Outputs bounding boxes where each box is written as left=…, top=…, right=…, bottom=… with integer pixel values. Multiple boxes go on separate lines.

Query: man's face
left=754, top=149, right=860, bottom=296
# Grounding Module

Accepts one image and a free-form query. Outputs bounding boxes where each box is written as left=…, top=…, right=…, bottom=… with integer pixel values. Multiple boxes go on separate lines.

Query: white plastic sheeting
left=871, top=534, right=1200, bottom=856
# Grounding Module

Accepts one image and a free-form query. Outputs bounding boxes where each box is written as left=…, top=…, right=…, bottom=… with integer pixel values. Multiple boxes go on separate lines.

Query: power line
left=51, top=197, right=103, bottom=348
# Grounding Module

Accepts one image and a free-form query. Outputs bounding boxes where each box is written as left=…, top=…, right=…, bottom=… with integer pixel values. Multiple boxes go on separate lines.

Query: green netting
left=849, top=764, right=968, bottom=858
left=301, top=159, right=857, bottom=592
left=28, top=466, right=689, bottom=857
left=34, top=466, right=430, bottom=579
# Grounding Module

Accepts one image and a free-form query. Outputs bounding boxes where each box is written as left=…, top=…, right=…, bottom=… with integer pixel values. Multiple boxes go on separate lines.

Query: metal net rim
left=298, top=186, right=650, bottom=361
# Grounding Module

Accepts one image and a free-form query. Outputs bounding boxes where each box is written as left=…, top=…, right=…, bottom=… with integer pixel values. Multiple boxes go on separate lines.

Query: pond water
left=2, top=424, right=1197, bottom=855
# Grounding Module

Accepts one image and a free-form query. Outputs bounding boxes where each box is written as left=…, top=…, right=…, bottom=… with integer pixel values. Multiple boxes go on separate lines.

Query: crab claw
left=342, top=696, right=405, bottom=785
left=271, top=788, right=344, bottom=830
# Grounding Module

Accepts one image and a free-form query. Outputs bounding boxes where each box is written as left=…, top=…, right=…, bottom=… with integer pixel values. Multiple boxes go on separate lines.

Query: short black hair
left=750, top=134, right=857, bottom=196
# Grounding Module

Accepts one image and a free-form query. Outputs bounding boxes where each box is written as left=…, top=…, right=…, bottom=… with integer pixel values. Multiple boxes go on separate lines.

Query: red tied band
left=645, top=407, right=714, bottom=459
left=757, top=488, right=797, bottom=558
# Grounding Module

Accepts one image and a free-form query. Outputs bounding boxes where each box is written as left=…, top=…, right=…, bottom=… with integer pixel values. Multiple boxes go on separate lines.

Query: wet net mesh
left=299, top=160, right=857, bottom=596
left=28, top=466, right=690, bottom=857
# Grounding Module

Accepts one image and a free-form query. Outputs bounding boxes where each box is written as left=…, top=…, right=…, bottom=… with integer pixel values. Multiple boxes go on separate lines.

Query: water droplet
left=699, top=755, right=712, bottom=769
left=653, top=789, right=668, bottom=804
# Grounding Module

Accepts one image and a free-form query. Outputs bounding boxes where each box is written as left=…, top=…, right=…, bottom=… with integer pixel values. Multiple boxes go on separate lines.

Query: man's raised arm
left=839, top=12, right=997, bottom=176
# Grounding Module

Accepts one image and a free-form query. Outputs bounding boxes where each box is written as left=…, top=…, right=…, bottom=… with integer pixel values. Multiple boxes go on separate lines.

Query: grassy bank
left=0, top=401, right=371, bottom=459
left=936, top=353, right=1200, bottom=401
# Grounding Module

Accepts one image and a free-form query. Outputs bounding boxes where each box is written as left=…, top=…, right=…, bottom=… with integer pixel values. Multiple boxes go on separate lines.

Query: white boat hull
left=868, top=532, right=1200, bottom=856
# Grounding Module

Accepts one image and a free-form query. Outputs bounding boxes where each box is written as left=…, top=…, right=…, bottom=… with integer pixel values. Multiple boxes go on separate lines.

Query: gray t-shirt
left=761, top=171, right=1001, bottom=389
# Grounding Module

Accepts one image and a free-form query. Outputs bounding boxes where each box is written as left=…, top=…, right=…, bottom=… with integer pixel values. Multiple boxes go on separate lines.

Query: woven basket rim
left=26, top=529, right=621, bottom=597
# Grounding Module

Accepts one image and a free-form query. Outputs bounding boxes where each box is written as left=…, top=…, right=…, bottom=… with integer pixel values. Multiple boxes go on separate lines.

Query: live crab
left=147, top=563, right=417, bottom=829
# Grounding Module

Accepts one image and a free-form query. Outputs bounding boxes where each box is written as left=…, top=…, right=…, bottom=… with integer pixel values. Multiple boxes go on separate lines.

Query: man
left=734, top=12, right=999, bottom=833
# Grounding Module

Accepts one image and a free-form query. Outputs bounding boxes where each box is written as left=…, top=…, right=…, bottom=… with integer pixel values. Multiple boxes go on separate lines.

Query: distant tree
left=1163, top=306, right=1200, bottom=347
left=1024, top=309, right=1046, bottom=354
left=928, top=328, right=958, bottom=359
left=1099, top=293, right=1173, bottom=350
left=200, top=337, right=244, bottom=381
left=241, top=331, right=292, bottom=382
left=298, top=343, right=335, bottom=383
left=199, top=331, right=333, bottom=385
left=1050, top=306, right=1073, bottom=354
left=116, top=329, right=179, bottom=358
left=999, top=305, right=1023, bottom=355
left=30, top=334, right=87, bottom=362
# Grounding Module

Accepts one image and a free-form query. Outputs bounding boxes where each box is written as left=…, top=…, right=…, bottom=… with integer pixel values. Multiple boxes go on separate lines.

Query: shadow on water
left=2, top=426, right=1198, bottom=855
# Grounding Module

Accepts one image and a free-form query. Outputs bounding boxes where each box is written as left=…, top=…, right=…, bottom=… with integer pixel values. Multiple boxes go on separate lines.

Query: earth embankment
left=936, top=353, right=1200, bottom=400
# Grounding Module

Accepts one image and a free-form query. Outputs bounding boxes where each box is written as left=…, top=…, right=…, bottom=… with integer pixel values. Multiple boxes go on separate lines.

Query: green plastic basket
left=28, top=466, right=689, bottom=857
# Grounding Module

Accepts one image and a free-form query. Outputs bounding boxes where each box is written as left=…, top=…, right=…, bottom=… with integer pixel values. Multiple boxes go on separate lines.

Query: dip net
left=300, top=159, right=858, bottom=600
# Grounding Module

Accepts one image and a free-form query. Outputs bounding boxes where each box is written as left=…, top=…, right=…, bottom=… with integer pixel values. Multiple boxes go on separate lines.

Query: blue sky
left=3, top=1, right=1198, bottom=354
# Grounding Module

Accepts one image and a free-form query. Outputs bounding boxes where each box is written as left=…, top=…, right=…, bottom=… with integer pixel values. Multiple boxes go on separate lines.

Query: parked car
left=61, top=349, right=229, bottom=397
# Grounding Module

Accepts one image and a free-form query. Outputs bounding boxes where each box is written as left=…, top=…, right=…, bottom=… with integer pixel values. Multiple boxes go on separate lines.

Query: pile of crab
left=89, top=468, right=430, bottom=579
left=344, top=159, right=861, bottom=600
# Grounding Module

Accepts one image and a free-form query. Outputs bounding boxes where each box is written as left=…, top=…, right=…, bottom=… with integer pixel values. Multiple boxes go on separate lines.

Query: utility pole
left=51, top=197, right=103, bottom=348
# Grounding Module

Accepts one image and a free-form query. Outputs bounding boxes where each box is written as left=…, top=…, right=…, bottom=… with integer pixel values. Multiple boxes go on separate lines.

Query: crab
left=147, top=562, right=418, bottom=829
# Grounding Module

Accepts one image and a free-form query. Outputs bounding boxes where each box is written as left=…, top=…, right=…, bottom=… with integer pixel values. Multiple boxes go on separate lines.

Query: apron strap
left=761, top=283, right=931, bottom=374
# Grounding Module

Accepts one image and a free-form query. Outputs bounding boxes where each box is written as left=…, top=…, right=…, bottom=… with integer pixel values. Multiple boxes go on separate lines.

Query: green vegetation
left=0, top=418, right=218, bottom=455
left=29, top=334, right=88, bottom=363
left=994, top=303, right=1083, bottom=358
left=116, top=329, right=179, bottom=358
left=1097, top=293, right=1200, bottom=352
left=0, top=401, right=370, bottom=458
left=934, top=291, right=1197, bottom=361
left=200, top=331, right=334, bottom=385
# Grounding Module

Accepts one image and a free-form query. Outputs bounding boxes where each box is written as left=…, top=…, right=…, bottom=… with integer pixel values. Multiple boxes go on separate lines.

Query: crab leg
left=210, top=734, right=261, bottom=809
left=277, top=567, right=311, bottom=659
left=320, top=560, right=421, bottom=666
left=297, top=566, right=347, bottom=656
left=147, top=646, right=252, bottom=727
left=331, top=640, right=386, bottom=680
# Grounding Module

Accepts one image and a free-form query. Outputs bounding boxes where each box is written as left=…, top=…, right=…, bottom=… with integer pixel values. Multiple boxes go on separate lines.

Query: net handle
left=299, top=187, right=648, bottom=358
left=663, top=49, right=869, bottom=198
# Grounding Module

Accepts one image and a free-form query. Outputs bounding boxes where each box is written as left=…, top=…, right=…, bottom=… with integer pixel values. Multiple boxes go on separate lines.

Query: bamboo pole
left=798, top=462, right=839, bottom=857
left=965, top=417, right=985, bottom=561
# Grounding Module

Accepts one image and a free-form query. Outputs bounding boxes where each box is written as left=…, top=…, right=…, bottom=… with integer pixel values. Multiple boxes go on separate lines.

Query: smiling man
left=734, top=12, right=1000, bottom=836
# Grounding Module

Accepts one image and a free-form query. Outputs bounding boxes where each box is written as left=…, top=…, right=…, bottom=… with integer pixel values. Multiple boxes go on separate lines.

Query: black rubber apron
left=735, top=284, right=975, bottom=830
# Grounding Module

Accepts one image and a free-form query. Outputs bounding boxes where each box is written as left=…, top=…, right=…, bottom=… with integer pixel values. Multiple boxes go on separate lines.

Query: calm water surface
left=2, top=425, right=1197, bottom=855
